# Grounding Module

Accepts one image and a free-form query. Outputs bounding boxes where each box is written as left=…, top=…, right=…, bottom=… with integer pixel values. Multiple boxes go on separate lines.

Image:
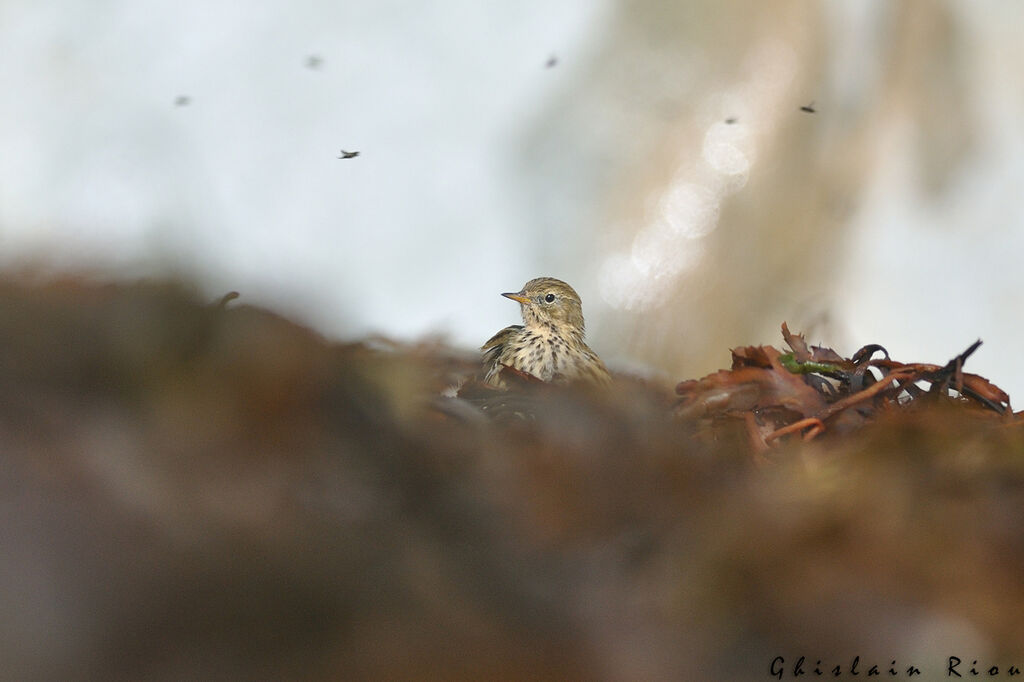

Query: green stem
left=778, top=353, right=842, bottom=375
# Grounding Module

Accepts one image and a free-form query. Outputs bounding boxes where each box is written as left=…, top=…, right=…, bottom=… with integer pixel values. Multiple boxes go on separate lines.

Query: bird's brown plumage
left=482, top=277, right=610, bottom=387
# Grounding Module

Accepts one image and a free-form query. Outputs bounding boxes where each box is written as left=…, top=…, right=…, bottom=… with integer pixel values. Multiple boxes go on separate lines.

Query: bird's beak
left=502, top=292, right=531, bottom=305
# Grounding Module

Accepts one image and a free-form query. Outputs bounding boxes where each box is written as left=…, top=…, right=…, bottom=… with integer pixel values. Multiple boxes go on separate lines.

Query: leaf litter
left=675, top=322, right=1012, bottom=452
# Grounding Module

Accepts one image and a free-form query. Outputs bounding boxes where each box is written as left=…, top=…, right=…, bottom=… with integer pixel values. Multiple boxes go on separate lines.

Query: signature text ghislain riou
left=771, top=655, right=1023, bottom=678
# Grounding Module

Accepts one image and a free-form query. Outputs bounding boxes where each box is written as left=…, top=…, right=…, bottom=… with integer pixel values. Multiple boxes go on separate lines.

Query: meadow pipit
left=482, top=277, right=611, bottom=387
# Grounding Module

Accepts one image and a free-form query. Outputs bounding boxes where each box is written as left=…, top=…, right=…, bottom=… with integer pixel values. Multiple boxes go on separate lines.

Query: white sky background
left=3, top=1, right=1024, bottom=400
left=833, top=1, right=1024, bottom=401
left=0, top=0, right=610, bottom=343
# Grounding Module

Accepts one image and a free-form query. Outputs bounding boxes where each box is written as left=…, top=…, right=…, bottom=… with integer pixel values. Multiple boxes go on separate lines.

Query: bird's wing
left=481, top=325, right=522, bottom=351
left=481, top=325, right=522, bottom=364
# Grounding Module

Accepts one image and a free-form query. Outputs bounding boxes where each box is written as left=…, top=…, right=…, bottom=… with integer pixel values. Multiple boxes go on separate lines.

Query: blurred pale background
left=3, top=0, right=1023, bottom=396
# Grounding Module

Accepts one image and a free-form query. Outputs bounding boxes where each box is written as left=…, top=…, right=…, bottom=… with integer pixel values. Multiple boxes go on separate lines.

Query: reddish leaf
left=781, top=322, right=811, bottom=362
left=731, top=346, right=773, bottom=369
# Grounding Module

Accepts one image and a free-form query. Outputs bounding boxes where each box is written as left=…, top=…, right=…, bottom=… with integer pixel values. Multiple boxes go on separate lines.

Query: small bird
left=338, top=150, right=360, bottom=159
left=482, top=277, right=610, bottom=387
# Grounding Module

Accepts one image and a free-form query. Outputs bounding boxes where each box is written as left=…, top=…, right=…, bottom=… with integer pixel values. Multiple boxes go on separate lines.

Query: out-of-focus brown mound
left=3, top=277, right=1024, bottom=681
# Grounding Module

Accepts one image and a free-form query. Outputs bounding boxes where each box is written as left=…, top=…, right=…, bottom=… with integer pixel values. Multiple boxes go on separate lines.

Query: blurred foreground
left=3, top=275, right=1024, bottom=680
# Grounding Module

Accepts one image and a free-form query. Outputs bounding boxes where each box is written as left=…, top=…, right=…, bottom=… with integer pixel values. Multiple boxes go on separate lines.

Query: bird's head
left=502, top=277, right=586, bottom=333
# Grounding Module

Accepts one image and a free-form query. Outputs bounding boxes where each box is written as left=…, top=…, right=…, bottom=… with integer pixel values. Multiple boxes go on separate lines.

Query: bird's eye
left=544, top=293, right=556, bottom=303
